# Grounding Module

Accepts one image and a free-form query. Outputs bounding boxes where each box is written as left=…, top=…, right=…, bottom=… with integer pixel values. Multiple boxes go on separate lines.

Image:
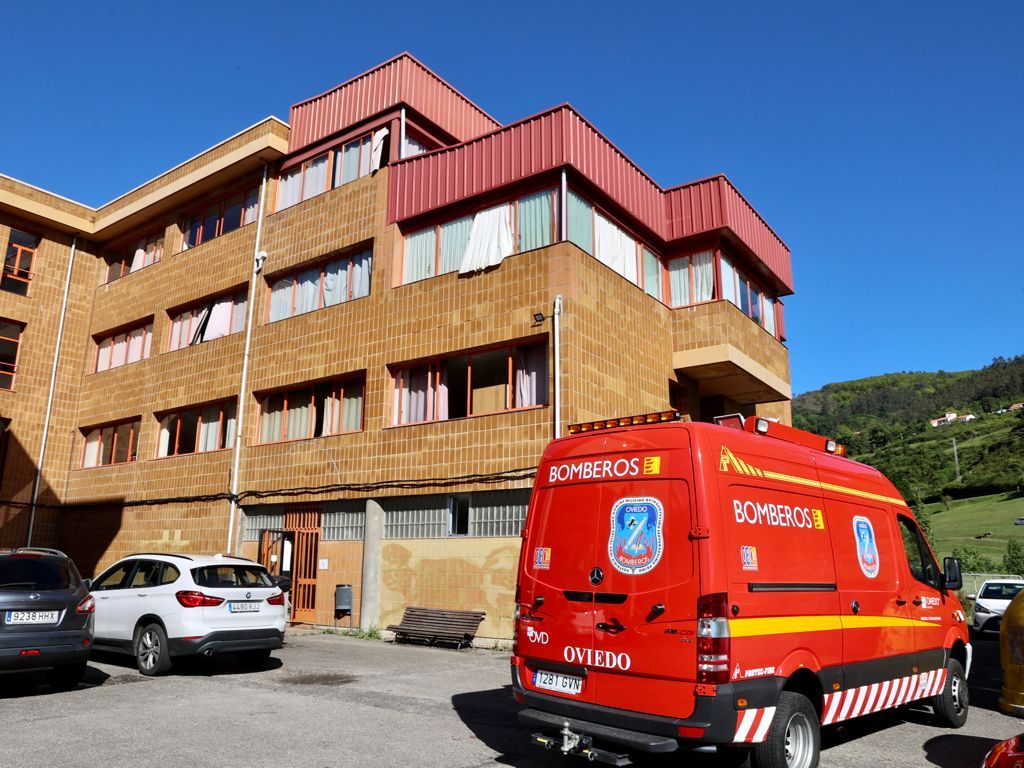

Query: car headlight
left=975, top=603, right=991, bottom=614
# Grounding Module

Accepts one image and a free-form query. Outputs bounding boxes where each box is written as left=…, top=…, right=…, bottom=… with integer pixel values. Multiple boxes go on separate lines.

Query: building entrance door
left=258, top=530, right=293, bottom=580
left=284, top=504, right=320, bottom=624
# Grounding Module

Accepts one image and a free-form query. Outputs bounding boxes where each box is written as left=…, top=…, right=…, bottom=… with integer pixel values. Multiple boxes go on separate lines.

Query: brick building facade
left=0, top=55, right=793, bottom=638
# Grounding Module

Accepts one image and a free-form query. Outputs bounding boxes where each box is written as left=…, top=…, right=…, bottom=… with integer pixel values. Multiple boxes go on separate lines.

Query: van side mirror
left=273, top=575, right=292, bottom=593
left=942, top=557, right=963, bottom=592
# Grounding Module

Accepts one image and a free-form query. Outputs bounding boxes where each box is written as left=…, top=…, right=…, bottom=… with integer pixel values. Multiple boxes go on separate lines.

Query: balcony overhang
left=674, top=343, right=791, bottom=404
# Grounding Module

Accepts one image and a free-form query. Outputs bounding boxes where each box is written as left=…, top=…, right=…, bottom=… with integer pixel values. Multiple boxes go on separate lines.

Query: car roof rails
left=11, top=547, right=68, bottom=558
left=129, top=552, right=195, bottom=561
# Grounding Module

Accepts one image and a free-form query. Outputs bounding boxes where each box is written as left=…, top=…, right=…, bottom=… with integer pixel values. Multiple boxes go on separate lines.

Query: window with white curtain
left=668, top=251, right=714, bottom=307
left=392, top=341, right=548, bottom=426
left=276, top=154, right=329, bottom=211
left=402, top=134, right=428, bottom=158
left=81, top=418, right=140, bottom=467
left=643, top=248, right=662, bottom=301
left=403, top=228, right=437, bottom=284
left=594, top=213, right=639, bottom=285
left=169, top=291, right=247, bottom=352
left=518, top=191, right=554, bottom=252
left=460, top=203, right=514, bottom=274
left=257, top=375, right=364, bottom=443
left=95, top=322, right=153, bottom=372
left=266, top=249, right=372, bottom=322
left=182, top=186, right=260, bottom=250
left=157, top=401, right=236, bottom=458
left=763, top=295, right=777, bottom=335
left=105, top=232, right=164, bottom=283
left=567, top=190, right=593, bottom=255
left=720, top=254, right=737, bottom=306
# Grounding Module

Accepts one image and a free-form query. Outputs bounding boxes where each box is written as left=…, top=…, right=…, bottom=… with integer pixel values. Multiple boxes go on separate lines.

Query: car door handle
left=895, top=598, right=907, bottom=606
left=99, top=595, right=110, bottom=600
left=912, top=599, right=923, bottom=606
left=596, top=620, right=626, bottom=634
left=137, top=594, right=148, bottom=597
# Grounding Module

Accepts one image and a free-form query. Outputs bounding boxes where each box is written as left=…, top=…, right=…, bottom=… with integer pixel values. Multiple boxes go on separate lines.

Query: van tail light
left=267, top=592, right=285, bottom=606
left=76, top=595, right=95, bottom=614
left=175, top=591, right=225, bottom=608
left=697, top=593, right=731, bottom=684
left=512, top=601, right=522, bottom=657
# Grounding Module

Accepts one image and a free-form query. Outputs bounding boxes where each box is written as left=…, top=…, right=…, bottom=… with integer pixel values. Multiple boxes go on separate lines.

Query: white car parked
left=88, top=553, right=287, bottom=675
left=969, top=579, right=1024, bottom=634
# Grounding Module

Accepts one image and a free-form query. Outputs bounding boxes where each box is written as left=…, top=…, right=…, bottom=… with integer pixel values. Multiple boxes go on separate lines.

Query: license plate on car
left=5, top=610, right=59, bottom=625
left=533, top=670, right=583, bottom=695
left=227, top=602, right=260, bottom=613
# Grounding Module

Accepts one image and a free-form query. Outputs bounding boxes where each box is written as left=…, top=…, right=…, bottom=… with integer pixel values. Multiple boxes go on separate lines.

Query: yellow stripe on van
left=729, top=614, right=940, bottom=638
left=723, top=458, right=908, bottom=508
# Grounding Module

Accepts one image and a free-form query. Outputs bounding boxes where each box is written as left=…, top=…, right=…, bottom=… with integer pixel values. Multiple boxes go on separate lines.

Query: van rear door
left=518, top=430, right=699, bottom=719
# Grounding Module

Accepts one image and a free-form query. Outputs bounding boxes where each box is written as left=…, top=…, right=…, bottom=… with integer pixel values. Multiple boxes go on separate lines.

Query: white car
left=88, top=553, right=287, bottom=675
left=969, top=579, right=1024, bottom=634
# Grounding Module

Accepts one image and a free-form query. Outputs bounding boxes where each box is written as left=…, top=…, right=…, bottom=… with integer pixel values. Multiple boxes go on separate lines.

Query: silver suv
left=0, top=548, right=94, bottom=690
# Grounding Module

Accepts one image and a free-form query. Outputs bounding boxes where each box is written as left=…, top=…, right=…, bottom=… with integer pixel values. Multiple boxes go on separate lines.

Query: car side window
left=159, top=563, right=180, bottom=585
left=898, top=516, right=940, bottom=589
left=92, top=562, right=133, bottom=591
left=128, top=560, right=161, bottom=589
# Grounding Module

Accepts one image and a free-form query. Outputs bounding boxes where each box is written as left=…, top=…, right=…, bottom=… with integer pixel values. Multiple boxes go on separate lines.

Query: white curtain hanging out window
left=459, top=204, right=514, bottom=274
left=371, top=128, right=389, bottom=170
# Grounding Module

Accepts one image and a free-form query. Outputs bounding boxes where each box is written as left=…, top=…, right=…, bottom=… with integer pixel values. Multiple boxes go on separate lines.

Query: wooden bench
left=386, top=606, right=486, bottom=648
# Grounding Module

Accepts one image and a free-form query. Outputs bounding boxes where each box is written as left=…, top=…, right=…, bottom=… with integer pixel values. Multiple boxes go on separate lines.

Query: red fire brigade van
left=512, top=413, right=969, bottom=768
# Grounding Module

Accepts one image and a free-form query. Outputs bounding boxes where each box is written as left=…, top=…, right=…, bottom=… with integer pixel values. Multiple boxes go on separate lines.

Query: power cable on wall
left=2, top=466, right=539, bottom=512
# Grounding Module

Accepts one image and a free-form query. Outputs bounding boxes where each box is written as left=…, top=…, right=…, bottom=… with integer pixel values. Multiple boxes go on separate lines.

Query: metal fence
left=322, top=500, right=366, bottom=541
left=382, top=490, right=531, bottom=540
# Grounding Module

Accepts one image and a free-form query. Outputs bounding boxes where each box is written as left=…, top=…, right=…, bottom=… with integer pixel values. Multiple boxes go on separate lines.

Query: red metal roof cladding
left=388, top=105, right=794, bottom=293
left=288, top=53, right=500, bottom=153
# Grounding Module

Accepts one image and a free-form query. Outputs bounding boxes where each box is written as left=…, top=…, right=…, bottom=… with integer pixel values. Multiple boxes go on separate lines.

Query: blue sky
left=3, top=1, right=1021, bottom=394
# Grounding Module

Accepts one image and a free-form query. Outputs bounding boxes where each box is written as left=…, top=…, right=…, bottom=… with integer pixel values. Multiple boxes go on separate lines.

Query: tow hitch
left=531, top=722, right=632, bottom=766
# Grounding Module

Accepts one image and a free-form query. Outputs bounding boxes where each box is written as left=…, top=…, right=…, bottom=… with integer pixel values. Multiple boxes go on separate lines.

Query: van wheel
left=932, top=658, right=969, bottom=728
left=750, top=692, right=819, bottom=768
left=134, top=623, right=173, bottom=676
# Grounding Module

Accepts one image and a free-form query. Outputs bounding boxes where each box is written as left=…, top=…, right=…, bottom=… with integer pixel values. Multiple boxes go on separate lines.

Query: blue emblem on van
left=852, top=515, right=879, bottom=579
left=608, top=497, right=664, bottom=576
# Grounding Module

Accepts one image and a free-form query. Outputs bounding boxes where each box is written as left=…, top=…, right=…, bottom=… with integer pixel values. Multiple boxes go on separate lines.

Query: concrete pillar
left=360, top=499, right=384, bottom=631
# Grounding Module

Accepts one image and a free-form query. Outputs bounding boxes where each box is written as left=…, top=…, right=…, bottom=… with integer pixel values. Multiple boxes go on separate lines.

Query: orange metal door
left=285, top=505, right=320, bottom=624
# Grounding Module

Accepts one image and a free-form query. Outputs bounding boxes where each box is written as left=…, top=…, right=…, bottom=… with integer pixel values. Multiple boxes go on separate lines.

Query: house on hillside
left=1010, top=403, right=1024, bottom=412
left=957, top=413, right=976, bottom=423
left=929, top=412, right=958, bottom=427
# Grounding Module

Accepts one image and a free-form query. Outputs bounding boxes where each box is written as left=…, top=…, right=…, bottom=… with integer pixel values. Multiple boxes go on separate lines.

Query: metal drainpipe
left=560, top=170, right=568, bottom=241
left=226, top=163, right=269, bottom=554
left=27, top=235, right=77, bottom=546
left=553, top=294, right=563, bottom=439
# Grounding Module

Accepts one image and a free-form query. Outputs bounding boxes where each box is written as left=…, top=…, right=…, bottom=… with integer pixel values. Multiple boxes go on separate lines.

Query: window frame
left=103, top=230, right=165, bottom=284
left=400, top=188, right=558, bottom=285
left=80, top=417, right=141, bottom=469
left=897, top=515, right=942, bottom=590
left=180, top=183, right=260, bottom=252
left=155, top=400, right=237, bottom=459
left=167, top=290, right=248, bottom=352
left=264, top=247, right=372, bottom=324
left=255, top=374, right=366, bottom=446
left=2, top=229, right=40, bottom=295
left=390, top=340, right=549, bottom=427
left=275, top=129, right=381, bottom=214
left=93, top=321, right=154, bottom=373
left=0, top=319, right=24, bottom=391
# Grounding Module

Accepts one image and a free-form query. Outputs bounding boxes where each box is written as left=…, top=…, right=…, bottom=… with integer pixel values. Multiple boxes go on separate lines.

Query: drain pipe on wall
left=226, top=163, right=269, bottom=554
left=27, top=236, right=77, bottom=546
left=553, top=294, right=563, bottom=439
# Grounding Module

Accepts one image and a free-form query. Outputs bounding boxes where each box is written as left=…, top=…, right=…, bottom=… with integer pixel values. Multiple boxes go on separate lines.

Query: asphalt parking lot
left=0, top=631, right=1017, bottom=768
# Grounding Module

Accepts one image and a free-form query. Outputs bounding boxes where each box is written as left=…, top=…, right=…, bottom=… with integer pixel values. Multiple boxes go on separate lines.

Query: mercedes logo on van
left=589, top=567, right=604, bottom=586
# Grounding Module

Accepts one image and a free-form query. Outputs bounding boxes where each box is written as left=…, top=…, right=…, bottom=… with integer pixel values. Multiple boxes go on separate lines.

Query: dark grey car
left=0, top=548, right=94, bottom=690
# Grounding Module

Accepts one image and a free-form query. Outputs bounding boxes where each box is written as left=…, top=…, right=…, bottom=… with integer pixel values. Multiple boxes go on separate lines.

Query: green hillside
left=792, top=356, right=1024, bottom=503
left=925, top=491, right=1024, bottom=562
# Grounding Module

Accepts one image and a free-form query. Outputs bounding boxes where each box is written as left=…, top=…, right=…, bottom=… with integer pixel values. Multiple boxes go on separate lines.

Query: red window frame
left=94, top=321, right=153, bottom=373
left=256, top=375, right=365, bottom=444
left=401, top=189, right=558, bottom=284
left=2, top=229, right=40, bottom=295
left=181, top=184, right=259, bottom=251
left=80, top=417, right=141, bottom=468
left=274, top=130, right=379, bottom=213
left=0, top=319, right=24, bottom=391
left=156, top=400, right=236, bottom=458
left=103, top=231, right=165, bottom=284
left=391, top=340, right=548, bottom=426
left=168, top=291, right=247, bottom=352
left=264, top=248, right=370, bottom=323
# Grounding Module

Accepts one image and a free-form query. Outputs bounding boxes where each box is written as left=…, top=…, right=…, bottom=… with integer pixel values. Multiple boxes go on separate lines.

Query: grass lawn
left=926, top=491, right=1024, bottom=561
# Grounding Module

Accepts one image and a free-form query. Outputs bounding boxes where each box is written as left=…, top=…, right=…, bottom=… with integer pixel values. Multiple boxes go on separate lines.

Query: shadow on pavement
left=89, top=648, right=283, bottom=677
left=923, top=734, right=1000, bottom=767
left=0, top=664, right=111, bottom=699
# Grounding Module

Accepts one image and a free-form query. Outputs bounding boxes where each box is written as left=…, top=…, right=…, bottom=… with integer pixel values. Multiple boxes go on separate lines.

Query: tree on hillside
left=952, top=546, right=997, bottom=574
left=1004, top=538, right=1024, bottom=577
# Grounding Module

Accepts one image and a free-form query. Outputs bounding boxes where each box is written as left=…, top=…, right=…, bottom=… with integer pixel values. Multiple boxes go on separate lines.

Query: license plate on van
left=227, top=602, right=260, bottom=613
left=533, top=670, right=583, bottom=695
left=5, top=610, right=59, bottom=625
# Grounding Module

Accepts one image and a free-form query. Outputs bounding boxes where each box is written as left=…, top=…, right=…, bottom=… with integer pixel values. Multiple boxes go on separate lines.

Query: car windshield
left=191, top=565, right=273, bottom=588
left=981, top=583, right=1024, bottom=600
left=0, top=557, right=75, bottom=590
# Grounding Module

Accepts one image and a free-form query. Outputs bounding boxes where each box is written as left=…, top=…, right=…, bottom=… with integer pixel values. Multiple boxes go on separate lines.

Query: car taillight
left=267, top=593, right=285, bottom=606
left=76, top=595, right=95, bottom=614
left=175, top=590, right=225, bottom=608
left=512, top=602, right=522, bottom=657
left=697, top=593, right=731, bottom=684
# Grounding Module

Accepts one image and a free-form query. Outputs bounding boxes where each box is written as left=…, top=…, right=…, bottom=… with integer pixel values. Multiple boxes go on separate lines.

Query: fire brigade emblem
left=608, top=497, right=664, bottom=576
left=852, top=515, right=879, bottom=579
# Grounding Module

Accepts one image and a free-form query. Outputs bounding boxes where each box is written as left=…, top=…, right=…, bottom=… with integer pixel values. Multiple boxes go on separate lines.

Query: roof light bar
left=567, top=410, right=682, bottom=435
left=744, top=416, right=847, bottom=457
